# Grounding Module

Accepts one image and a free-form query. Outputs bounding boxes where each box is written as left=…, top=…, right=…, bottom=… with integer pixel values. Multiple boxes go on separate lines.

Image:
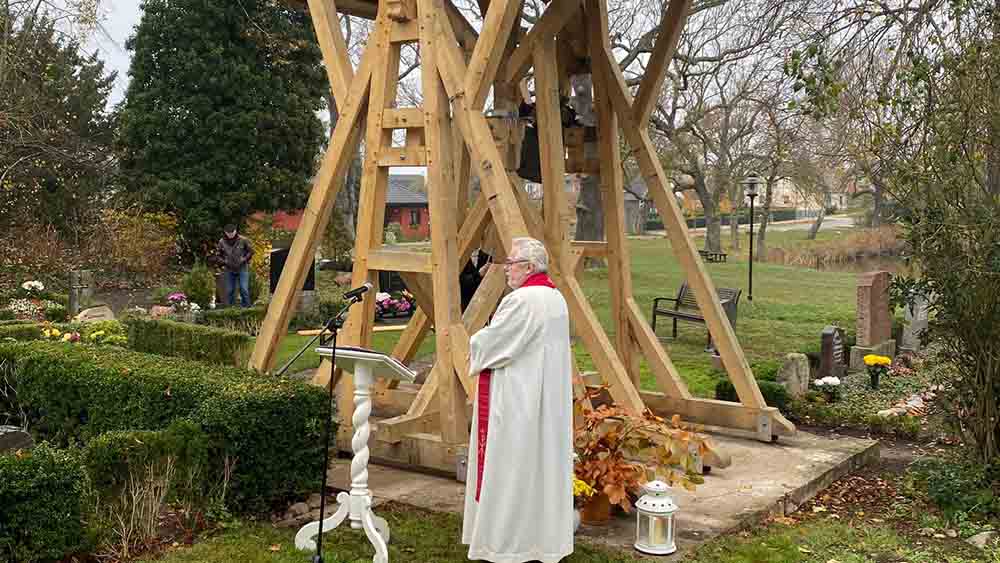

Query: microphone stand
left=273, top=296, right=362, bottom=563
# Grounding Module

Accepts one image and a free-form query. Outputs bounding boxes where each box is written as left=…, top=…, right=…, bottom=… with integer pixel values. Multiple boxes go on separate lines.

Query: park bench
left=651, top=282, right=742, bottom=352
left=698, top=249, right=728, bottom=263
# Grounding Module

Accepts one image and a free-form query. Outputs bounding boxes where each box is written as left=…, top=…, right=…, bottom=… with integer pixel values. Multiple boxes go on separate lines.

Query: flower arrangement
left=166, top=292, right=200, bottom=316
left=573, top=476, right=596, bottom=507
left=812, top=375, right=842, bottom=402
left=7, top=298, right=42, bottom=320
left=374, top=291, right=415, bottom=319
left=574, top=386, right=706, bottom=517
left=21, top=280, right=44, bottom=293
left=864, top=354, right=892, bottom=389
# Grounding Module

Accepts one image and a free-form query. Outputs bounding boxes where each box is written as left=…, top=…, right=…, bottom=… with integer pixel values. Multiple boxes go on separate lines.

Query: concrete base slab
left=323, top=430, right=878, bottom=558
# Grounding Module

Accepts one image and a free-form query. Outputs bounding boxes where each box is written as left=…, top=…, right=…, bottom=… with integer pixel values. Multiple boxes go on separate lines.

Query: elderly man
left=462, top=237, right=574, bottom=563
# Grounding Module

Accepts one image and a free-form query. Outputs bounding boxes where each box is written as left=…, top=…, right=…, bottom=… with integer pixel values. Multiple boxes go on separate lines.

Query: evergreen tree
left=118, top=0, right=326, bottom=255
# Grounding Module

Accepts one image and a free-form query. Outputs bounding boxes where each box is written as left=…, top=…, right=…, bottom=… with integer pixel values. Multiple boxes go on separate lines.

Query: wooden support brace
left=631, top=0, right=692, bottom=126
left=464, top=0, right=523, bottom=109
left=502, top=0, right=585, bottom=86
left=308, top=0, right=355, bottom=105
left=369, top=249, right=433, bottom=273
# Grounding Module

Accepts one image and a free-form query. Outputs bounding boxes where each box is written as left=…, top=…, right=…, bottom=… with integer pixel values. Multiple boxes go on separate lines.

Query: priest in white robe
left=462, top=237, right=574, bottom=563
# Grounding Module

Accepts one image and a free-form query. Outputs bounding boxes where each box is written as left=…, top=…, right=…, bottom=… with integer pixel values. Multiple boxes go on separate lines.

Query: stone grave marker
left=850, top=271, right=896, bottom=370
left=776, top=353, right=810, bottom=397
left=0, top=425, right=33, bottom=453
left=75, top=305, right=115, bottom=323
left=900, top=294, right=930, bottom=354
left=819, top=325, right=847, bottom=380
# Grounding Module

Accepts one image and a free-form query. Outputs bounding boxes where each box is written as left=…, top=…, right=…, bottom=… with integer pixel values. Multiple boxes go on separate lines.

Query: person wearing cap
left=216, top=223, right=254, bottom=308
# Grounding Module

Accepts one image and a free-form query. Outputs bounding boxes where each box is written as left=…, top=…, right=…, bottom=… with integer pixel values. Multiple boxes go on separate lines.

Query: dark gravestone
left=820, top=326, right=847, bottom=379
left=269, top=247, right=316, bottom=294
left=0, top=425, right=33, bottom=453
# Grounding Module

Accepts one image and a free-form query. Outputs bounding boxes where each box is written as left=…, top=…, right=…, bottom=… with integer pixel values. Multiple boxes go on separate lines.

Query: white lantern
left=634, top=480, right=678, bottom=555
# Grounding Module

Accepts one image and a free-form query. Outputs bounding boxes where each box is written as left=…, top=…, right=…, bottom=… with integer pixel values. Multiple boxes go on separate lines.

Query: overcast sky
left=87, top=0, right=142, bottom=107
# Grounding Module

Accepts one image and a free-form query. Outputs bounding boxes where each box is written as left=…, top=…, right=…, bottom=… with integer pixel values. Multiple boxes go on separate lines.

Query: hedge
left=0, top=323, right=42, bottom=341
left=125, top=317, right=253, bottom=367
left=199, top=305, right=266, bottom=336
left=0, top=444, right=88, bottom=563
left=0, top=342, right=329, bottom=512
left=715, top=379, right=790, bottom=413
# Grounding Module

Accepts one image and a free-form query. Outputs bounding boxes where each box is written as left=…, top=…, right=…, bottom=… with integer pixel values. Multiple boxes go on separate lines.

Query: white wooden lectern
left=295, top=346, right=416, bottom=563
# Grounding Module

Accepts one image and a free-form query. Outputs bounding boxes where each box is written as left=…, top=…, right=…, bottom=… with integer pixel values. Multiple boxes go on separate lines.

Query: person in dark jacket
left=216, top=224, right=254, bottom=307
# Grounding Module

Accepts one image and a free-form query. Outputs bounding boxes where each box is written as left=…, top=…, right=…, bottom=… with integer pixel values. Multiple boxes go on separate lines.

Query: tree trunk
left=729, top=207, right=740, bottom=251
left=704, top=201, right=722, bottom=253
left=756, top=179, right=775, bottom=262
left=806, top=204, right=826, bottom=240
left=327, top=91, right=360, bottom=238
left=871, top=185, right=883, bottom=228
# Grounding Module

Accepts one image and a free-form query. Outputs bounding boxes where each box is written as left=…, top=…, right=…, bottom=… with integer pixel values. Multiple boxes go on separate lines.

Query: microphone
left=343, top=282, right=374, bottom=301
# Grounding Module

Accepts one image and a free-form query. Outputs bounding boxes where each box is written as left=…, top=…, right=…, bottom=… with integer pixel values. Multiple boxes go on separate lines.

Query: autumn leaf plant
left=573, top=385, right=707, bottom=517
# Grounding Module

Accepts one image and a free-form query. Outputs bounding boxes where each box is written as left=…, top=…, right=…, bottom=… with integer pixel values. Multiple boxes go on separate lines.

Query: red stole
left=475, top=272, right=556, bottom=502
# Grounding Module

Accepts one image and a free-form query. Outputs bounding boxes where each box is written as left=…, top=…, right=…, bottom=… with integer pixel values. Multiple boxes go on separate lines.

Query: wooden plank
left=431, top=8, right=530, bottom=245
left=376, top=146, right=427, bottom=166
left=464, top=0, right=522, bottom=109
left=377, top=412, right=440, bottom=443
left=445, top=0, right=479, bottom=54
left=624, top=298, right=691, bottom=399
left=332, top=16, right=403, bottom=438
left=337, top=428, right=467, bottom=476
left=389, top=19, right=420, bottom=42
left=334, top=0, right=378, bottom=19
left=640, top=392, right=794, bottom=439
left=560, top=275, right=646, bottom=414
left=533, top=35, right=570, bottom=278
left=587, top=4, right=768, bottom=410
left=632, top=0, right=692, bottom=126
left=250, top=43, right=376, bottom=373
left=501, top=0, right=584, bottom=85
left=368, top=249, right=433, bottom=273
left=387, top=307, right=432, bottom=383
left=308, top=0, right=354, bottom=105
left=569, top=240, right=608, bottom=257
left=420, top=0, right=468, bottom=445
left=592, top=39, right=640, bottom=386
left=383, top=107, right=425, bottom=129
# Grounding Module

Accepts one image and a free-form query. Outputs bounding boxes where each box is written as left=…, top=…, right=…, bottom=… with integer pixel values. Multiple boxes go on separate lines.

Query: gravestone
left=0, top=425, right=33, bottom=453
left=68, top=269, right=94, bottom=316
left=900, top=294, right=930, bottom=354
left=850, top=271, right=896, bottom=370
left=74, top=305, right=115, bottom=323
left=819, top=326, right=848, bottom=380
left=776, top=353, right=810, bottom=397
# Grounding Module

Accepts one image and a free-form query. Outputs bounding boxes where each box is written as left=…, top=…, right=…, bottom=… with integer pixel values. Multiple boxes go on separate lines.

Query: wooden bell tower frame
left=253, top=0, right=795, bottom=475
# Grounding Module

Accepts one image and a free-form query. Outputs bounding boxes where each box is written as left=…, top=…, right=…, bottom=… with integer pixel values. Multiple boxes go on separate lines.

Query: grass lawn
left=142, top=501, right=989, bottom=563
left=267, top=230, right=861, bottom=398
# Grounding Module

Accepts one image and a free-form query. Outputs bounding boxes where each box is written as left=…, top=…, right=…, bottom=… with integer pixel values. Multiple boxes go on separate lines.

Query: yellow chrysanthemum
left=863, top=354, right=892, bottom=367
left=573, top=478, right=595, bottom=498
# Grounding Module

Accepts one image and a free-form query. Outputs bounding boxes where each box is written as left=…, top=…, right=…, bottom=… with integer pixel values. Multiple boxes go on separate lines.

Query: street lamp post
left=741, top=173, right=760, bottom=301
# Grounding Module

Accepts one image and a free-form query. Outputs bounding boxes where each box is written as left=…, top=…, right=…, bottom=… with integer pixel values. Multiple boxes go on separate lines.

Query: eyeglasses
left=503, top=259, right=529, bottom=268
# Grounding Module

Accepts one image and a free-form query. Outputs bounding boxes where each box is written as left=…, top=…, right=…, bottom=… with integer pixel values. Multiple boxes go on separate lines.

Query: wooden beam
left=387, top=307, right=432, bottom=380
left=383, top=108, right=425, bottom=129
left=377, top=412, right=440, bottom=443
left=432, top=9, right=530, bottom=245
left=376, top=146, right=427, bottom=167
left=421, top=0, right=468, bottom=445
left=389, top=19, right=421, bottom=42
left=632, top=0, right=691, bottom=126
left=397, top=273, right=435, bottom=317
left=250, top=44, right=376, bottom=373
left=337, top=428, right=467, bottom=477
left=308, top=0, right=355, bottom=105
left=445, top=0, right=480, bottom=53
left=334, top=0, right=378, bottom=19
left=625, top=298, right=691, bottom=399
left=464, top=0, right=522, bottom=109
left=501, top=0, right=584, bottom=85
left=640, top=392, right=794, bottom=439
left=533, top=35, right=570, bottom=278
left=587, top=1, right=768, bottom=411
left=592, top=35, right=640, bottom=386
left=569, top=240, right=608, bottom=257
left=368, top=249, right=433, bottom=273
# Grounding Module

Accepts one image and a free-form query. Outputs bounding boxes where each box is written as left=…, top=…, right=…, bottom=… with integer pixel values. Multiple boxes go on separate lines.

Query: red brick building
left=384, top=175, right=429, bottom=240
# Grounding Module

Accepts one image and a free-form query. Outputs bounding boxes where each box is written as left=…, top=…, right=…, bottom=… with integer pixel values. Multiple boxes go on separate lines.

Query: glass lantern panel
left=650, top=515, right=668, bottom=547
left=637, top=513, right=650, bottom=544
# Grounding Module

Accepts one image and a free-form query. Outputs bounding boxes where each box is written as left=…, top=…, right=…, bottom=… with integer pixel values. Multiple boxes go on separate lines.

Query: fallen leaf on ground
left=270, top=544, right=281, bottom=552
left=812, top=506, right=827, bottom=513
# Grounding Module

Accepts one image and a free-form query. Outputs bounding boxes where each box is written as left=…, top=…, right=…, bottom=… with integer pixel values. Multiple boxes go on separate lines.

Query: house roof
left=388, top=175, right=428, bottom=206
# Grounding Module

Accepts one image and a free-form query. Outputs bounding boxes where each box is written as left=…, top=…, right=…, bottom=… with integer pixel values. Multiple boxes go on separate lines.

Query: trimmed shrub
left=0, top=309, right=13, bottom=321
left=0, top=342, right=328, bottom=512
left=715, top=379, right=790, bottom=413
left=126, top=317, right=253, bottom=367
left=43, top=302, right=69, bottom=322
left=0, top=323, right=42, bottom=341
left=0, top=444, right=88, bottom=563
left=199, top=305, right=266, bottom=335
left=181, top=262, right=216, bottom=309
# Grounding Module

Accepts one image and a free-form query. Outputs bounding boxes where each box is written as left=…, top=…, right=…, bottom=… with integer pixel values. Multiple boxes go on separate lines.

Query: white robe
left=462, top=285, right=574, bottom=563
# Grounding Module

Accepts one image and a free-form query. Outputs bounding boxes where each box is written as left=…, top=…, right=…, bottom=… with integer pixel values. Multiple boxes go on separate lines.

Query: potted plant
left=812, top=376, right=842, bottom=402
left=864, top=354, right=892, bottom=389
left=573, top=386, right=706, bottom=525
